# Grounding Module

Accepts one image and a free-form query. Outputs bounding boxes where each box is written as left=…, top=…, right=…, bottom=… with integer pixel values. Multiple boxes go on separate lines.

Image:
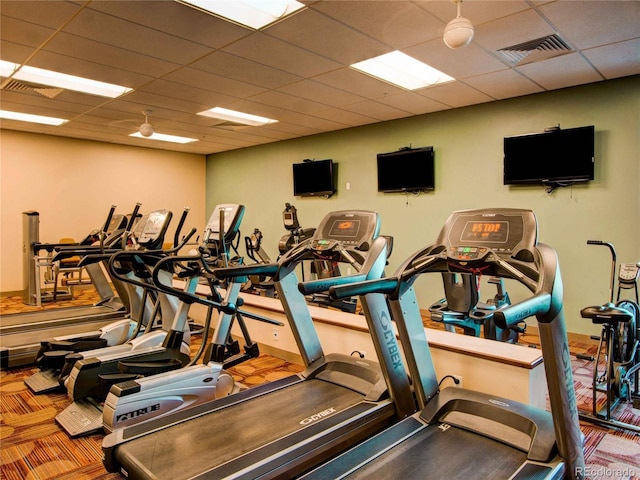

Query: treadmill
left=302, top=208, right=586, bottom=480
left=103, top=210, right=417, bottom=480
left=0, top=206, right=134, bottom=369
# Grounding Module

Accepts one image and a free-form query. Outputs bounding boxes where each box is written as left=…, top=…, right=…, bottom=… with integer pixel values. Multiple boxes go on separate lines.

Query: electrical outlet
left=453, top=375, right=463, bottom=388
left=273, top=328, right=279, bottom=341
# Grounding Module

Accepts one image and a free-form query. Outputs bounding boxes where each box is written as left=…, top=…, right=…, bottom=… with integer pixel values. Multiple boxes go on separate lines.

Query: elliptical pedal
left=56, top=398, right=104, bottom=437
left=24, top=369, right=62, bottom=394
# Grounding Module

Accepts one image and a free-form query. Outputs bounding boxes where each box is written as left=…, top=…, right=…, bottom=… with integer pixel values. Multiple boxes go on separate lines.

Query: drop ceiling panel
left=221, top=32, right=341, bottom=78
left=190, top=51, right=302, bottom=90
left=376, top=91, right=450, bottom=115
left=516, top=52, right=604, bottom=90
left=418, top=82, right=494, bottom=109
left=463, top=69, right=544, bottom=100
left=539, top=1, right=640, bottom=49
left=406, top=39, right=509, bottom=80
left=266, top=8, right=389, bottom=64
left=27, top=48, right=153, bottom=89
left=310, top=107, right=379, bottom=127
left=39, top=33, right=178, bottom=80
left=343, top=100, right=412, bottom=122
left=249, top=90, right=331, bottom=115
left=85, top=1, right=252, bottom=49
left=583, top=39, right=640, bottom=80
left=473, top=8, right=557, bottom=52
left=0, top=0, right=85, bottom=29
left=312, top=1, right=443, bottom=49
left=163, top=68, right=267, bottom=100
left=277, top=80, right=366, bottom=108
left=0, top=16, right=55, bottom=51
left=62, top=8, right=212, bottom=65
left=313, top=67, right=405, bottom=99
left=414, top=0, right=532, bottom=26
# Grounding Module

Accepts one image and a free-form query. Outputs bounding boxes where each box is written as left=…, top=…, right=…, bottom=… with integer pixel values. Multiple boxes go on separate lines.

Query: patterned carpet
left=1, top=290, right=639, bottom=479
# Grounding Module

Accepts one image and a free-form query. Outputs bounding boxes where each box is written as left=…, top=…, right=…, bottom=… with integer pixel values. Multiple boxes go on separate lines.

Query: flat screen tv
left=377, top=146, right=434, bottom=193
left=503, top=125, right=595, bottom=186
left=293, top=159, right=336, bottom=197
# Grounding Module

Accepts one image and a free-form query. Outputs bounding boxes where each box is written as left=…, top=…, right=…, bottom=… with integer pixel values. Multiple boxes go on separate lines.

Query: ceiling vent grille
left=2, top=79, right=65, bottom=98
left=211, top=121, right=252, bottom=131
left=497, top=34, right=572, bottom=66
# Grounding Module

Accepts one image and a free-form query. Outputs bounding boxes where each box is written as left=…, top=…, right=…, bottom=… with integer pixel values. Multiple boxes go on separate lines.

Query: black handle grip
left=299, top=274, right=367, bottom=295
left=102, top=205, right=117, bottom=233
left=493, top=292, right=551, bottom=329
left=329, top=277, right=399, bottom=300
left=213, top=263, right=279, bottom=279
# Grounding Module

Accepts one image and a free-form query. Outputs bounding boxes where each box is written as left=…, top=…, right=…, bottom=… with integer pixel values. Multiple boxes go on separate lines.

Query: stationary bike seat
left=580, top=304, right=632, bottom=324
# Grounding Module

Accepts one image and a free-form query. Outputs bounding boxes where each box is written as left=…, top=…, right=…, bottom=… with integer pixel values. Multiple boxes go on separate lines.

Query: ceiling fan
left=108, top=109, right=155, bottom=136
left=138, top=109, right=154, bottom=137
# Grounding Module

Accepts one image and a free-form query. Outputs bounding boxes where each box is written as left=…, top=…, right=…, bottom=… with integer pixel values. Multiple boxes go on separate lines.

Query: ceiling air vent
left=2, top=78, right=65, bottom=98
left=497, top=34, right=572, bottom=66
left=211, top=121, right=252, bottom=131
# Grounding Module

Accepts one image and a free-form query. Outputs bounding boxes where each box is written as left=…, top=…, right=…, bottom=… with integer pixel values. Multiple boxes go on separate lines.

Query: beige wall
left=0, top=130, right=207, bottom=292
left=205, top=76, right=640, bottom=336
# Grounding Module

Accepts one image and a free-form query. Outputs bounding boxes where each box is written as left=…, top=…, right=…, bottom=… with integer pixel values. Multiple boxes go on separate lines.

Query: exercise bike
left=579, top=240, right=640, bottom=433
left=428, top=273, right=523, bottom=343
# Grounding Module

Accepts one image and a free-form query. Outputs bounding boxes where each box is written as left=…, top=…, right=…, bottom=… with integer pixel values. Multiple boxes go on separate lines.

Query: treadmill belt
left=309, top=421, right=531, bottom=479
left=115, top=378, right=367, bottom=479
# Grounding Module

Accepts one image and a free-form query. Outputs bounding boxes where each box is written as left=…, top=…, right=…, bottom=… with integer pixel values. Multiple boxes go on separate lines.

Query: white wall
left=205, top=77, right=640, bottom=336
left=0, top=130, right=207, bottom=292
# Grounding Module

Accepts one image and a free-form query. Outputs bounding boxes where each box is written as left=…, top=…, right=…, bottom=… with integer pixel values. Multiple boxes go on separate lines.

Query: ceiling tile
left=266, top=8, right=389, bottom=64
left=463, top=69, right=544, bottom=100
left=313, top=67, right=405, bottom=99
left=222, top=32, right=341, bottom=78
left=583, top=39, right=640, bottom=80
left=539, top=1, right=640, bottom=50
left=418, top=82, right=494, bottom=109
left=516, top=52, right=604, bottom=90
left=277, top=80, right=366, bottom=108
left=190, top=51, right=302, bottom=90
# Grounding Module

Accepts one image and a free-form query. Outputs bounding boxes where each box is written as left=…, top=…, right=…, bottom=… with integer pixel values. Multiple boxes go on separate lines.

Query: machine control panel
left=437, top=209, right=538, bottom=262
left=311, top=211, right=380, bottom=252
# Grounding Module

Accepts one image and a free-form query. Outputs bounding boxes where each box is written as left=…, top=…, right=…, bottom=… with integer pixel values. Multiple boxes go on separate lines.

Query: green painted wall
left=206, top=76, right=640, bottom=336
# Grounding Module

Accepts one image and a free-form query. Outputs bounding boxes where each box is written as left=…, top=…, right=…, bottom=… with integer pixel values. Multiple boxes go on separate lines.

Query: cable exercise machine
left=578, top=240, right=640, bottom=433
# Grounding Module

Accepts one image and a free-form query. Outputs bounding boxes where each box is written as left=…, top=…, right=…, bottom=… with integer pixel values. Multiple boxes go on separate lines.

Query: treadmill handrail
left=329, top=277, right=399, bottom=299
left=493, top=292, right=551, bottom=329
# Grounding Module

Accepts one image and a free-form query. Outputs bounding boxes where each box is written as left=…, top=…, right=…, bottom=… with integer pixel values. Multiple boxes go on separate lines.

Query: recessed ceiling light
left=0, top=109, right=67, bottom=126
left=350, top=51, right=455, bottom=90
left=177, top=0, right=305, bottom=30
left=129, top=132, right=198, bottom=144
left=197, top=107, right=277, bottom=126
left=0, top=60, right=132, bottom=98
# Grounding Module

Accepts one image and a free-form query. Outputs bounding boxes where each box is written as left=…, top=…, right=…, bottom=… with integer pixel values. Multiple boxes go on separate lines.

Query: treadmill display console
left=438, top=209, right=537, bottom=259
left=312, top=211, right=380, bottom=249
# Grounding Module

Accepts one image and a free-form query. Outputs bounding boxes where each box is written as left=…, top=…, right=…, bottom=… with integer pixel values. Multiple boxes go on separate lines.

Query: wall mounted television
left=503, top=125, right=595, bottom=186
left=292, top=159, right=336, bottom=197
left=377, top=146, right=435, bottom=193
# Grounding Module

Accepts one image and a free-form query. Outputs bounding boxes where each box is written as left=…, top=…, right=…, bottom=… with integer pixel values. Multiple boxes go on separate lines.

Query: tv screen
left=377, top=146, right=434, bottom=193
left=503, top=125, right=595, bottom=185
left=293, top=159, right=335, bottom=197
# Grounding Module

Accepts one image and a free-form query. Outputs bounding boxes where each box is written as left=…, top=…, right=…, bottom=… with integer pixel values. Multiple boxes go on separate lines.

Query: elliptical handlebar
left=329, top=276, right=399, bottom=299
left=148, top=254, right=236, bottom=314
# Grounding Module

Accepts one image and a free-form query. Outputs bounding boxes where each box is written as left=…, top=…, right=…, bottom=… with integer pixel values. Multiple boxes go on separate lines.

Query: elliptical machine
left=428, top=274, right=522, bottom=342
left=579, top=240, right=640, bottom=433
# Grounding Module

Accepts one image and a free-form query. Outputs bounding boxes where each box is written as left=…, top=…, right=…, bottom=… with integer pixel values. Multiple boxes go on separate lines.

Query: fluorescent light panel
left=178, top=0, right=305, bottom=29
left=350, top=51, right=455, bottom=90
left=197, top=107, right=277, bottom=126
left=129, top=132, right=198, bottom=144
left=0, top=60, right=132, bottom=98
left=0, top=109, right=67, bottom=126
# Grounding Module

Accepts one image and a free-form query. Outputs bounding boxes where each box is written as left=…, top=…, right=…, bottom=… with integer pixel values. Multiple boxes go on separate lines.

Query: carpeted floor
left=1, top=290, right=639, bottom=479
